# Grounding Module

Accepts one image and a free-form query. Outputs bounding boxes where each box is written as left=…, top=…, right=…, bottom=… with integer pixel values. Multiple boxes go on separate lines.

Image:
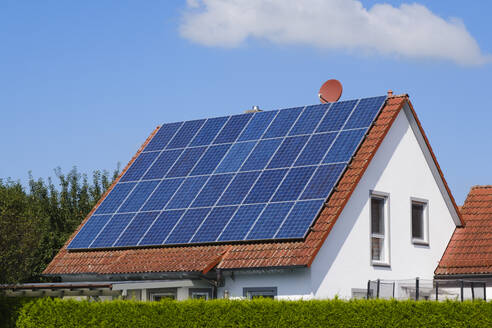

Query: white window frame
left=370, top=191, right=390, bottom=267
left=189, top=288, right=212, bottom=300
left=148, top=288, right=177, bottom=301
left=410, top=197, right=429, bottom=246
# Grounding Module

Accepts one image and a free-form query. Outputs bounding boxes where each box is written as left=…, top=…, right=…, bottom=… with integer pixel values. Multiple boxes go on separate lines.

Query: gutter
left=435, top=273, right=492, bottom=280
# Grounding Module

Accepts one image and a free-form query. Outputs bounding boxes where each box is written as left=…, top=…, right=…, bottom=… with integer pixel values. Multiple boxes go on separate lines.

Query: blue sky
left=1, top=0, right=491, bottom=204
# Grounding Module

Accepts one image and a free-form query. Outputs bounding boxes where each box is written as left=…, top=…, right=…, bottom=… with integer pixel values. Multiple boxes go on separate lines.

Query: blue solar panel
left=118, top=180, right=159, bottom=213
left=165, top=207, right=211, bottom=244
left=143, top=149, right=183, bottom=180
left=294, top=133, right=336, bottom=166
left=68, top=215, right=112, bottom=248
left=68, top=95, right=386, bottom=249
left=166, top=176, right=208, bottom=209
left=300, top=164, right=345, bottom=200
left=272, top=166, right=316, bottom=202
left=120, top=152, right=160, bottom=182
left=214, top=114, right=252, bottom=144
left=316, top=100, right=358, bottom=132
left=238, top=111, right=277, bottom=141
left=142, top=178, right=183, bottom=211
left=246, top=202, right=294, bottom=240
left=167, top=119, right=205, bottom=149
left=243, top=169, right=287, bottom=204
left=90, top=213, right=134, bottom=248
left=191, top=174, right=234, bottom=207
left=191, top=206, right=238, bottom=243
left=275, top=200, right=324, bottom=239
left=144, top=122, right=182, bottom=152
left=189, top=116, right=228, bottom=147
left=240, top=139, right=282, bottom=171
left=263, top=107, right=303, bottom=138
left=216, top=142, right=255, bottom=173
left=190, top=144, right=231, bottom=176
left=166, top=147, right=207, bottom=178
left=217, top=171, right=260, bottom=205
left=139, top=210, right=185, bottom=245
left=344, top=96, right=386, bottom=129
left=289, top=104, right=329, bottom=136
left=267, top=135, right=309, bottom=169
left=94, top=183, right=136, bottom=214
left=217, top=204, right=265, bottom=241
left=114, top=211, right=160, bottom=247
left=323, top=129, right=366, bottom=164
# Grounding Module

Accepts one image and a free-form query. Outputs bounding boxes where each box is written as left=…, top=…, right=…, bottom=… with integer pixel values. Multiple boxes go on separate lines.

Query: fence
left=366, top=278, right=486, bottom=301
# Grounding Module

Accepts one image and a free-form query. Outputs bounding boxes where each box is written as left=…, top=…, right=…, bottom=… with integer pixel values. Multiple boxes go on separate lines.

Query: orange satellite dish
left=319, top=79, right=343, bottom=103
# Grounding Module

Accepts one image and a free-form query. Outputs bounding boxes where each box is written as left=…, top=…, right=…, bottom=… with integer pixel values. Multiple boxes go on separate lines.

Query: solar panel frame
left=67, top=96, right=387, bottom=250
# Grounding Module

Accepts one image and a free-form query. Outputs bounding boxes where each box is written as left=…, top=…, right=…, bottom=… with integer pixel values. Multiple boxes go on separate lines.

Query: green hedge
left=0, top=297, right=31, bottom=328
left=15, top=297, right=492, bottom=328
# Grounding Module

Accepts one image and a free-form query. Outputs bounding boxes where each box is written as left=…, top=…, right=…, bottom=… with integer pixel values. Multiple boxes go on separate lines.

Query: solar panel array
left=68, top=96, right=386, bottom=249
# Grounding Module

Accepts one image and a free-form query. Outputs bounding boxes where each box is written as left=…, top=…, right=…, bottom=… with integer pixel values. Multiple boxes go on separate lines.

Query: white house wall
left=219, top=107, right=457, bottom=300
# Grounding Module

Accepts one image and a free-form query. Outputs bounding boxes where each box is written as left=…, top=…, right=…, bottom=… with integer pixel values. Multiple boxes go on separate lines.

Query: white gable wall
left=219, top=105, right=457, bottom=299
left=310, top=105, right=456, bottom=298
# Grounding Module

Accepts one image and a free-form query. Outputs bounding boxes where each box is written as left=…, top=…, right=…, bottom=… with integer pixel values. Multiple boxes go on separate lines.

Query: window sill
left=412, top=239, right=429, bottom=246
left=371, top=260, right=390, bottom=268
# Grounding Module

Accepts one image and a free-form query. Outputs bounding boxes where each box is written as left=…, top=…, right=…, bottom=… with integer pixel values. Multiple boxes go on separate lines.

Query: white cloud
left=179, top=0, right=490, bottom=66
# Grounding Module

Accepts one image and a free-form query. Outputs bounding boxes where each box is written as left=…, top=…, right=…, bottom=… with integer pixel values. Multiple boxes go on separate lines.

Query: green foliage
left=0, top=296, right=30, bottom=328
left=15, top=298, right=492, bottom=328
left=0, top=167, right=119, bottom=284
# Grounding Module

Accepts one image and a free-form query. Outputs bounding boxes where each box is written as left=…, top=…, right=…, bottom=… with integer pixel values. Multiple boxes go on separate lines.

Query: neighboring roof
left=44, top=94, right=460, bottom=276
left=436, top=186, right=492, bottom=276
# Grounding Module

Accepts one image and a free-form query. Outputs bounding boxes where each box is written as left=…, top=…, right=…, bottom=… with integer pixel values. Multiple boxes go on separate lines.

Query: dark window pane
left=412, top=203, right=425, bottom=239
left=371, top=198, right=384, bottom=234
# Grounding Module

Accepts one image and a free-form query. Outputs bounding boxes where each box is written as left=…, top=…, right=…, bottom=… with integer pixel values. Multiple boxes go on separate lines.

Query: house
left=36, top=92, right=463, bottom=301
left=435, top=186, right=492, bottom=287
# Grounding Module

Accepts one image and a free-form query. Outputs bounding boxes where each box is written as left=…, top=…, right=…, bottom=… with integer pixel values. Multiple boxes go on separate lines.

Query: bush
left=0, top=297, right=31, bottom=328
left=15, top=297, right=492, bottom=328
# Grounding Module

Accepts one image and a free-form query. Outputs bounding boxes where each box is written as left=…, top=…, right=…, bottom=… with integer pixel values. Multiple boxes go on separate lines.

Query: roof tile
left=436, top=186, right=492, bottom=276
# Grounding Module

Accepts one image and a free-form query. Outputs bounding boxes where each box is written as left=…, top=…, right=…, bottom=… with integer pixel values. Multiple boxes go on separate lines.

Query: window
left=243, top=287, right=277, bottom=299
left=189, top=288, right=212, bottom=300
left=370, top=193, right=390, bottom=266
left=148, top=288, right=177, bottom=301
left=411, top=199, right=428, bottom=245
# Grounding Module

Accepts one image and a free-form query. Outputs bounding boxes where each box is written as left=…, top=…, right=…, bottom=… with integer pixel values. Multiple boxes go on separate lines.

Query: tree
left=0, top=166, right=119, bottom=284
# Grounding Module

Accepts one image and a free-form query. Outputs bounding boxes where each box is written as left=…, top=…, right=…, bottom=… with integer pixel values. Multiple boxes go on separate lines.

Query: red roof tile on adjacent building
left=436, top=186, right=492, bottom=276
left=44, top=95, right=460, bottom=276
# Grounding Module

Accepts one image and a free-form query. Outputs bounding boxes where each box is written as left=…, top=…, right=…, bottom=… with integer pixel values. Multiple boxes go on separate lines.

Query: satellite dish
left=318, top=79, right=343, bottom=103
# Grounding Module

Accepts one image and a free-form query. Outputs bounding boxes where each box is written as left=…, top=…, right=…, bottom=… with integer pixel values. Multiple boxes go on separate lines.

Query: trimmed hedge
left=0, top=297, right=31, bottom=328
left=15, top=298, right=492, bottom=328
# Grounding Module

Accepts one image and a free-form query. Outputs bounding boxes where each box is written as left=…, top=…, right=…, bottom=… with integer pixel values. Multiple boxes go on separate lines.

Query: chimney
left=387, top=90, right=393, bottom=97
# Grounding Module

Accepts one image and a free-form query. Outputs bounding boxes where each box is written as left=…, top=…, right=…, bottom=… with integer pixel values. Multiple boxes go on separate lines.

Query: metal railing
left=367, top=278, right=486, bottom=301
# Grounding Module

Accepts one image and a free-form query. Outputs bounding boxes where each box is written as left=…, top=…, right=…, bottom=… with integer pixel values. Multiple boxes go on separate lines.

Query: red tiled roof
left=44, top=95, right=458, bottom=276
left=436, top=186, right=492, bottom=276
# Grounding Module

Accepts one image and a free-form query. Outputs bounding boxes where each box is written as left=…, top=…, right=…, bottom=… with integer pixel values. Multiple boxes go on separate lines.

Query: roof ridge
left=388, top=94, right=409, bottom=99
left=471, top=185, right=492, bottom=190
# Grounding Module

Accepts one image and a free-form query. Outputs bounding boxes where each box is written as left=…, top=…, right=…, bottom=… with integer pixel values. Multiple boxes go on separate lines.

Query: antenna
left=318, top=79, right=343, bottom=103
